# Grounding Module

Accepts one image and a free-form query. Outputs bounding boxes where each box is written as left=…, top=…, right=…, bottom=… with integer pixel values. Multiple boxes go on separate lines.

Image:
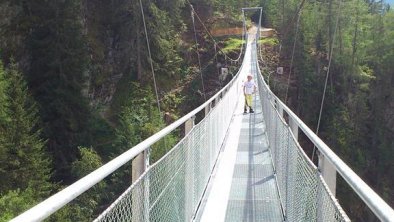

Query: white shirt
left=243, top=80, right=257, bottom=95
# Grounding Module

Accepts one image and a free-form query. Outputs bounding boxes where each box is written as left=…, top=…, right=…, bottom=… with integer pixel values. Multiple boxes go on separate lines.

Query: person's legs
left=245, top=94, right=253, bottom=113
left=244, top=96, right=248, bottom=113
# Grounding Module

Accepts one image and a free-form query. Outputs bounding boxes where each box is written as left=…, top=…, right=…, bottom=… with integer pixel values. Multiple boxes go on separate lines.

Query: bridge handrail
left=256, top=47, right=394, bottom=221
left=10, top=43, right=247, bottom=222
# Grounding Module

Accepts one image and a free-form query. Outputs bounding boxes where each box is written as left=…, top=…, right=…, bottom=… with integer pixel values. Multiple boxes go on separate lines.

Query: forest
left=0, top=0, right=393, bottom=221
left=259, top=0, right=393, bottom=220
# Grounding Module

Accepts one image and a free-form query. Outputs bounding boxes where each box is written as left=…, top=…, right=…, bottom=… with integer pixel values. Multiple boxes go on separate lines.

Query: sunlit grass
left=258, top=37, right=279, bottom=46
left=222, top=38, right=245, bottom=53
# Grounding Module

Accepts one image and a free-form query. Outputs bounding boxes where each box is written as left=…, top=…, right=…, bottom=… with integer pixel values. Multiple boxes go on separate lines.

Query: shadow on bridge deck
left=196, top=82, right=283, bottom=222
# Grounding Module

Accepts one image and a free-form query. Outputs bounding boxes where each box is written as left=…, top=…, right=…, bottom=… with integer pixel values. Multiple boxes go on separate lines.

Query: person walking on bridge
left=243, top=73, right=257, bottom=114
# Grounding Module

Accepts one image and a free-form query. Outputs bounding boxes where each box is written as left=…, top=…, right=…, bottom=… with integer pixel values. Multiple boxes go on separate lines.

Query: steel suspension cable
left=312, top=0, right=343, bottom=161
left=272, top=0, right=307, bottom=104
left=139, top=0, right=161, bottom=113
left=199, top=49, right=223, bottom=73
left=140, top=0, right=171, bottom=152
left=191, top=7, right=207, bottom=101
left=214, top=43, right=222, bottom=87
left=284, top=6, right=303, bottom=104
left=276, top=0, right=307, bottom=65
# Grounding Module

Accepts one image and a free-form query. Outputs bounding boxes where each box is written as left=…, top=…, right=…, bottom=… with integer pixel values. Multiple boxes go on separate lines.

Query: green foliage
left=70, top=147, right=107, bottom=219
left=222, top=38, right=245, bottom=53
left=114, top=82, right=178, bottom=161
left=0, top=63, right=52, bottom=195
left=87, top=114, right=117, bottom=160
left=212, top=0, right=261, bottom=18
left=147, top=1, right=186, bottom=81
left=0, top=0, right=234, bottom=220
left=0, top=62, right=52, bottom=219
left=258, top=37, right=279, bottom=46
left=114, top=82, right=157, bottom=151
left=49, top=146, right=107, bottom=221
left=0, top=188, right=36, bottom=222
left=0, top=62, right=8, bottom=126
left=106, top=82, right=179, bottom=205
left=262, top=0, right=394, bottom=219
left=71, top=147, right=104, bottom=178
left=162, top=92, right=185, bottom=117
left=25, top=0, right=91, bottom=180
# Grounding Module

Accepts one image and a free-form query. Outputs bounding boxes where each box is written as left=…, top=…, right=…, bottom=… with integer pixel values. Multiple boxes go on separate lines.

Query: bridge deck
left=196, top=73, right=283, bottom=222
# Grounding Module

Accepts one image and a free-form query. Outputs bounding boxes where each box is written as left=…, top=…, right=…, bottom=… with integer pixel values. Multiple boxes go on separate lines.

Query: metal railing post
left=278, top=102, right=284, bottom=118
left=132, top=148, right=149, bottom=221
left=132, top=153, right=146, bottom=183
left=144, top=147, right=150, bottom=222
left=273, top=110, right=279, bottom=170
left=205, top=103, right=210, bottom=116
left=185, top=116, right=195, bottom=134
left=285, top=129, right=291, bottom=220
left=318, top=154, right=337, bottom=196
left=289, top=117, right=299, bottom=141
left=215, top=93, right=220, bottom=107
left=185, top=116, right=195, bottom=220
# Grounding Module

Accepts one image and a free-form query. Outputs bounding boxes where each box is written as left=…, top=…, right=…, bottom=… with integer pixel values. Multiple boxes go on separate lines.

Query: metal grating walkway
left=224, top=95, right=283, bottom=222
left=196, top=73, right=283, bottom=222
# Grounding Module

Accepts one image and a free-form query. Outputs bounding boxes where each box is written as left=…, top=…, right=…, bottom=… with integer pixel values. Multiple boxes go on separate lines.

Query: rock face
left=211, top=27, right=244, bottom=37
left=0, top=0, right=231, bottom=117
left=0, top=0, right=136, bottom=112
left=82, top=0, right=136, bottom=109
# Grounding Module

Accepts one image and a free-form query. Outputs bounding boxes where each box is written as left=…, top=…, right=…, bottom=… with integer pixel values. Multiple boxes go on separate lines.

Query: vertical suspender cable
left=139, top=0, right=161, bottom=114
left=282, top=0, right=307, bottom=104
left=190, top=5, right=207, bottom=101
left=258, top=8, right=262, bottom=42
left=284, top=10, right=302, bottom=104
left=312, top=0, right=342, bottom=161
left=241, top=9, right=246, bottom=61
left=214, top=43, right=222, bottom=87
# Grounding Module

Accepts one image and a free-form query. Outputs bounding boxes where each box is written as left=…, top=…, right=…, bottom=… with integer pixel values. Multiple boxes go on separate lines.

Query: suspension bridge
left=11, top=7, right=394, bottom=222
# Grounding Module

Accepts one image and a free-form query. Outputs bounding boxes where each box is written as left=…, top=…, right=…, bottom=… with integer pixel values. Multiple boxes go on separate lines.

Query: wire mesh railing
left=12, top=32, right=394, bottom=222
left=93, top=44, right=249, bottom=222
left=255, top=31, right=394, bottom=220
left=10, top=39, right=248, bottom=222
left=253, top=42, right=351, bottom=221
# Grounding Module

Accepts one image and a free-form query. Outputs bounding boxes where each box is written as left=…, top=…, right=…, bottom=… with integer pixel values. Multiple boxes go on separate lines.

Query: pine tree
left=0, top=62, right=9, bottom=187
left=0, top=62, right=53, bottom=220
left=0, top=62, right=52, bottom=196
left=26, top=0, right=91, bottom=180
left=49, top=146, right=106, bottom=222
left=0, top=62, right=8, bottom=126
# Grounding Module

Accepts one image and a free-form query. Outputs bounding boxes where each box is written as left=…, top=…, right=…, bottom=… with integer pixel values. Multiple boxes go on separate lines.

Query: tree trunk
left=136, top=20, right=142, bottom=81
left=135, top=2, right=143, bottom=81
left=352, top=8, right=359, bottom=67
left=328, top=0, right=333, bottom=58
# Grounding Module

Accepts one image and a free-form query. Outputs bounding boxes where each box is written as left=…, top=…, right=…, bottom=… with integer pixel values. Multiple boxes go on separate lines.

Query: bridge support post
left=132, top=152, right=146, bottom=183
left=289, top=117, right=298, bottom=140
left=185, top=116, right=195, bottom=134
left=205, top=103, right=211, bottom=116
left=318, top=154, right=337, bottom=196
left=215, top=93, right=220, bottom=107
left=278, top=103, right=284, bottom=118
left=132, top=148, right=150, bottom=221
